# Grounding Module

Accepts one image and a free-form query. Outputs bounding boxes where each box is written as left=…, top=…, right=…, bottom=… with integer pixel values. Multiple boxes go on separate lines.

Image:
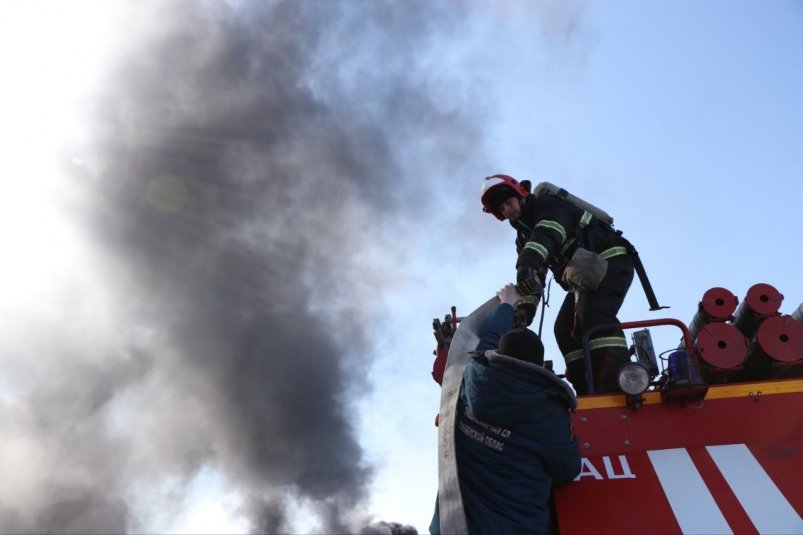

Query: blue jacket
left=431, top=304, right=580, bottom=534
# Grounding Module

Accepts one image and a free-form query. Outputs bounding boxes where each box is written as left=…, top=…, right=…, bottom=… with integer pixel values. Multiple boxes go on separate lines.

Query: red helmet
left=481, top=174, right=529, bottom=220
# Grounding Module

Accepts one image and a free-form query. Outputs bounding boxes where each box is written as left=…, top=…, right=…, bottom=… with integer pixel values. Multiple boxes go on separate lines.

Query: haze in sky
left=0, top=1, right=800, bottom=533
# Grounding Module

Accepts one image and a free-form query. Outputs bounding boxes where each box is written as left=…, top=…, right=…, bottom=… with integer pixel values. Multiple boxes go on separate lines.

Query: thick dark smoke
left=0, top=1, right=483, bottom=534
left=360, top=521, right=420, bottom=535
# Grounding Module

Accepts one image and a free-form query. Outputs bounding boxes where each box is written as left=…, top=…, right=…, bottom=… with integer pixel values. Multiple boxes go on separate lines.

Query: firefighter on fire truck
left=481, top=174, right=641, bottom=395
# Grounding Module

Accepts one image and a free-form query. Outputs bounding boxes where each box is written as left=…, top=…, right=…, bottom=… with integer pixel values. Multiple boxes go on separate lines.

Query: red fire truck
left=432, top=283, right=803, bottom=534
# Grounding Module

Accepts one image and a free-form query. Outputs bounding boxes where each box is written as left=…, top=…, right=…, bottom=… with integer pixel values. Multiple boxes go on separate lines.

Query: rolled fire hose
left=437, top=297, right=498, bottom=534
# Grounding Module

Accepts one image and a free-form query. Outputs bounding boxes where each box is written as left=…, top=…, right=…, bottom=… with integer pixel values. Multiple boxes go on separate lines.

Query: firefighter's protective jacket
left=513, top=193, right=628, bottom=291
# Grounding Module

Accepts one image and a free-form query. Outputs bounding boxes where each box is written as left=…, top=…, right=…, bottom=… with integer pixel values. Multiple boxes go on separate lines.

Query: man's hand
left=496, top=283, right=521, bottom=307
left=516, top=266, right=543, bottom=296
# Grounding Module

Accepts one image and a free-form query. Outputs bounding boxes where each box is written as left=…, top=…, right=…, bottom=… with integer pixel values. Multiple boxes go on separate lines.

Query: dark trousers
left=555, top=255, right=635, bottom=395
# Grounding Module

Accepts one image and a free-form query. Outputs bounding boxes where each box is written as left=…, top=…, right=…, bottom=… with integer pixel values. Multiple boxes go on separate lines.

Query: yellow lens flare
left=147, top=174, right=191, bottom=214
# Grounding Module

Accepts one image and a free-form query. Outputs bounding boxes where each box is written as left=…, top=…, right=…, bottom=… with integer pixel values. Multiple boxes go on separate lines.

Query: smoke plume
left=0, top=1, right=482, bottom=533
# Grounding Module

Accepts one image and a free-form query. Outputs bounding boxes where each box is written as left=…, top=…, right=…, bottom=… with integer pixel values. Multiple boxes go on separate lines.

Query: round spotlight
left=618, top=363, right=650, bottom=395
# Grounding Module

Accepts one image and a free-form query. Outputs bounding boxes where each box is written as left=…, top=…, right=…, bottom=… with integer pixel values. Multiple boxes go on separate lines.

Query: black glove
left=516, top=266, right=543, bottom=296
left=514, top=297, right=537, bottom=327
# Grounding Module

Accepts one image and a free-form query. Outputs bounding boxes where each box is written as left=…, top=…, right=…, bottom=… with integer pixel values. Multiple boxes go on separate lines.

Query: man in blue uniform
left=430, top=284, right=580, bottom=534
left=480, top=174, right=635, bottom=395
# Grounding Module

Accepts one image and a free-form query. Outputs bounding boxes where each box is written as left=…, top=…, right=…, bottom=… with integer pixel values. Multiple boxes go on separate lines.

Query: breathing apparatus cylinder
left=532, top=182, right=614, bottom=226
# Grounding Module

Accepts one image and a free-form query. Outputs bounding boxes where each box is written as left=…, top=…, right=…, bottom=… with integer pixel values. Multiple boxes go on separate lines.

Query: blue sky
left=0, top=1, right=800, bottom=533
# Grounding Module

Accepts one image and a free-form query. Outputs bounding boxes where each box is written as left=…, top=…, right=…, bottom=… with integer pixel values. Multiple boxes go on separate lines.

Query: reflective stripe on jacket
left=513, top=194, right=627, bottom=290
